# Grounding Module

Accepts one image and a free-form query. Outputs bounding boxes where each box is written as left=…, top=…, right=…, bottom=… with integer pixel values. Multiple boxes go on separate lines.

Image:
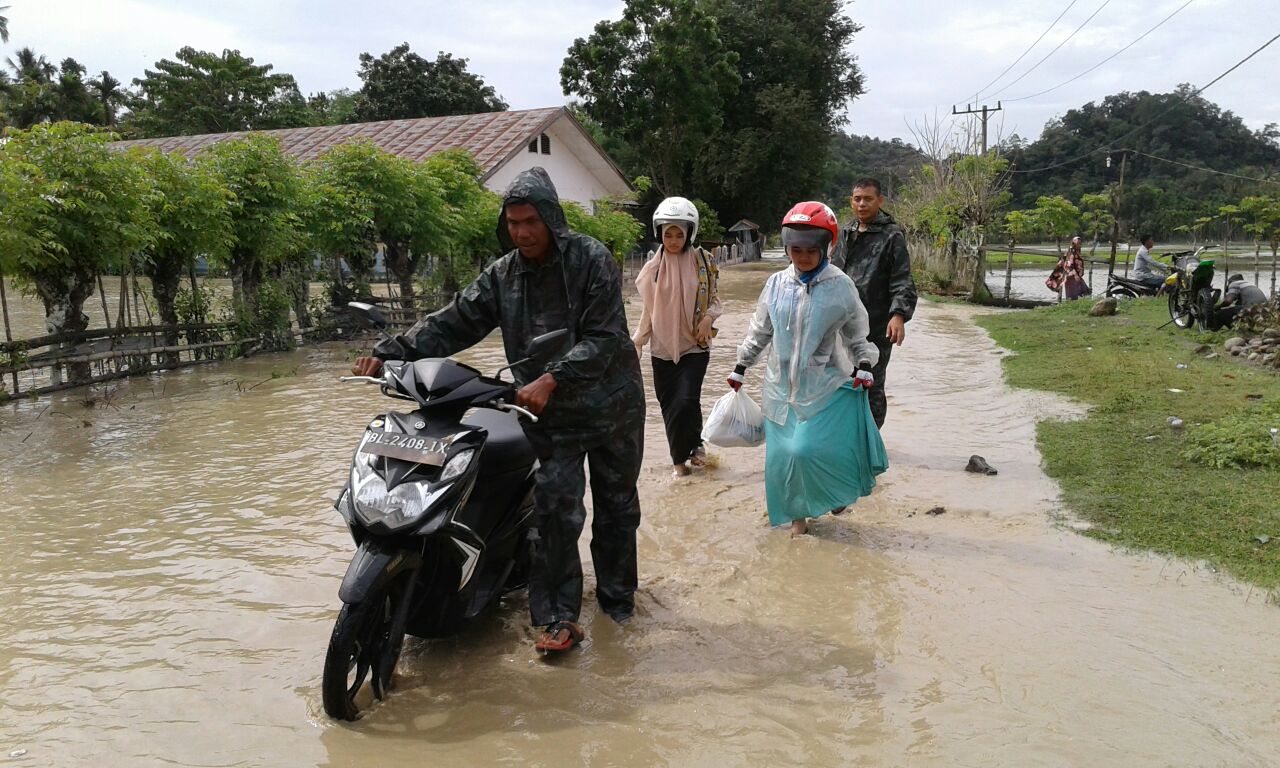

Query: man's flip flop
left=535, top=621, right=585, bottom=654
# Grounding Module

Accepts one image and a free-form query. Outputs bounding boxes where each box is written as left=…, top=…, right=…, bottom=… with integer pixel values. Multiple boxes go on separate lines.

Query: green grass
left=976, top=298, right=1280, bottom=591
left=989, top=250, right=1061, bottom=268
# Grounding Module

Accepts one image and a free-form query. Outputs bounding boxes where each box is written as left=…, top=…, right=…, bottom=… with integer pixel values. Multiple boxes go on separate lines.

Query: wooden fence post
left=0, top=266, right=18, bottom=396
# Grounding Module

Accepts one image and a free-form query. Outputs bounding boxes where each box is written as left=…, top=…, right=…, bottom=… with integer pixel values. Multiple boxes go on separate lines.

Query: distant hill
left=820, top=132, right=926, bottom=206
left=1006, top=86, right=1280, bottom=236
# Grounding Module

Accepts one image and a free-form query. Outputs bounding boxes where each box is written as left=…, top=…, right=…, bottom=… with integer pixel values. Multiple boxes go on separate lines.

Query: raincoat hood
left=496, top=167, right=572, bottom=256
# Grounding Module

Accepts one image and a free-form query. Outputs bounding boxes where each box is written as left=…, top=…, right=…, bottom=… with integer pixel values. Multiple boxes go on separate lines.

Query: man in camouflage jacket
left=353, top=167, right=645, bottom=652
left=831, top=178, right=918, bottom=428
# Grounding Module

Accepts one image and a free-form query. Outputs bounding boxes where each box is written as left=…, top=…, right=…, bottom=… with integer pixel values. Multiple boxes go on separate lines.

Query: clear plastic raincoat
left=736, top=263, right=880, bottom=425
left=736, top=262, right=887, bottom=525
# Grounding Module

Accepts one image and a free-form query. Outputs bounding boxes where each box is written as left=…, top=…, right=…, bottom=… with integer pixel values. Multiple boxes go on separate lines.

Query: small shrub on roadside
left=1182, top=401, right=1280, bottom=469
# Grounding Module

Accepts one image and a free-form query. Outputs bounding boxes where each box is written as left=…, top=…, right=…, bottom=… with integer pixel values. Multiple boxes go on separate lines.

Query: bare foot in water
left=672, top=464, right=690, bottom=478
left=689, top=447, right=707, bottom=468
left=790, top=519, right=809, bottom=536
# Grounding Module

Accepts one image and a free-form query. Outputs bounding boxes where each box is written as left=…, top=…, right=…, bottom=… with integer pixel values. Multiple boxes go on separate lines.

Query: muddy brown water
left=2, top=265, right=1279, bottom=767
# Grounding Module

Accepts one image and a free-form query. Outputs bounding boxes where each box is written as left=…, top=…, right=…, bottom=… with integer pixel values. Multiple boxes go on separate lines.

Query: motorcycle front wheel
left=1167, top=286, right=1195, bottom=328
left=321, top=573, right=412, bottom=721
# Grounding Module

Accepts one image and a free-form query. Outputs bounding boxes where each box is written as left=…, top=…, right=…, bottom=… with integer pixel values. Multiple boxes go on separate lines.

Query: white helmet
left=652, top=196, right=699, bottom=244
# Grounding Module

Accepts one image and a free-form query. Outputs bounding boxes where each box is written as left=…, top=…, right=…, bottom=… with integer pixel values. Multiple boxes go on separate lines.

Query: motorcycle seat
left=463, top=408, right=536, bottom=475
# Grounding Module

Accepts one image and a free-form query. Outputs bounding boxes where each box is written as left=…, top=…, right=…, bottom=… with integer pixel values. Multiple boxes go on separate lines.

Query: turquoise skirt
left=763, top=384, right=888, bottom=525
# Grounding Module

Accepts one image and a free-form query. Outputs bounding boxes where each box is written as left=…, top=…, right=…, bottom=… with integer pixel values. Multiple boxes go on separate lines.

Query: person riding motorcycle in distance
left=351, top=167, right=646, bottom=654
left=1133, top=234, right=1170, bottom=294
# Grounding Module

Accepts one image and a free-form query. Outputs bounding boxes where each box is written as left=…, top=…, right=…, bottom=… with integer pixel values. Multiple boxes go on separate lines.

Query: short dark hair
left=1140, top=233, right=1153, bottom=244
left=851, top=178, right=883, bottom=196
left=1228, top=273, right=1244, bottom=283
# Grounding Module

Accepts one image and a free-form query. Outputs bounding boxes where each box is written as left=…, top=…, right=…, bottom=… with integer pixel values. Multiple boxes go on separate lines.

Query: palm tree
left=8, top=47, right=57, bottom=83
left=92, top=70, right=123, bottom=126
left=1, top=5, right=10, bottom=45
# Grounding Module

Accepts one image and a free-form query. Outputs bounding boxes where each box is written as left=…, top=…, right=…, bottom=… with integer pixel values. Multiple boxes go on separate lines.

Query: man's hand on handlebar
left=351, top=356, right=383, bottom=377
left=516, top=372, right=557, bottom=415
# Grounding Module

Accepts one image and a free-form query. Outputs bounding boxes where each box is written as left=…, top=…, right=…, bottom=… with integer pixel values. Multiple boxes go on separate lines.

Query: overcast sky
left=6, top=0, right=1278, bottom=145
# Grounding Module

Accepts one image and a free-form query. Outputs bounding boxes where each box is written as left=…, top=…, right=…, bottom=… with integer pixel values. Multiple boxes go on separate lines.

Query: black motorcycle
left=1105, top=251, right=1182, bottom=299
left=321, top=302, right=566, bottom=721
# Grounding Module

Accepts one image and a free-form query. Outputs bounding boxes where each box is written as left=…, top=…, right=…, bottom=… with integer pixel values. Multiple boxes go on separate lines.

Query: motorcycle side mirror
left=527, top=329, right=570, bottom=362
left=494, top=329, right=571, bottom=382
left=347, top=301, right=388, bottom=330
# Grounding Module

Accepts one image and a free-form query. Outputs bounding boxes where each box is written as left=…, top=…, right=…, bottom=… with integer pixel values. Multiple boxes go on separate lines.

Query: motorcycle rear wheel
left=321, top=575, right=410, bottom=721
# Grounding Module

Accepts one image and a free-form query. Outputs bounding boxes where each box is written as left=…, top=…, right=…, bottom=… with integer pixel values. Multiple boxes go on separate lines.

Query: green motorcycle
left=1165, top=247, right=1216, bottom=330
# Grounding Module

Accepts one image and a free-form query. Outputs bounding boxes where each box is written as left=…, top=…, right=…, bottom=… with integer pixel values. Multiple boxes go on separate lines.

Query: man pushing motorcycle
left=352, top=167, right=646, bottom=654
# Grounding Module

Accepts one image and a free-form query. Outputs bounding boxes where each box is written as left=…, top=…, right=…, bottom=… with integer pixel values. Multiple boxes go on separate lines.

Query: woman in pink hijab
left=633, top=196, right=722, bottom=477
left=1046, top=236, right=1089, bottom=300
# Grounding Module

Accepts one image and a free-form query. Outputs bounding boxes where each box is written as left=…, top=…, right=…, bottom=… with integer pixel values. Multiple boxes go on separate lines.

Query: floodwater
left=2, top=265, right=1279, bottom=767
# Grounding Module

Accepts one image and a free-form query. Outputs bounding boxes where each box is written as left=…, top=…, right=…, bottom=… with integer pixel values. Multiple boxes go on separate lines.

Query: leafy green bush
left=563, top=201, right=643, bottom=263
left=1182, top=401, right=1280, bottom=469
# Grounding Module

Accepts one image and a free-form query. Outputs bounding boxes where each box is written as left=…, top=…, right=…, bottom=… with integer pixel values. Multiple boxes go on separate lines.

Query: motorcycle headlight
left=439, top=449, right=475, bottom=483
left=353, top=471, right=434, bottom=526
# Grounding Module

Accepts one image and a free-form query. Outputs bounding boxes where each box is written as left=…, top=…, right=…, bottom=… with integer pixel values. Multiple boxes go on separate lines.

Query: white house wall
left=484, top=121, right=618, bottom=211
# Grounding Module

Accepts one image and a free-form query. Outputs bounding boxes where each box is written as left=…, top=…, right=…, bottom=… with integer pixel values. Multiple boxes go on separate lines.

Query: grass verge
left=976, top=297, right=1280, bottom=591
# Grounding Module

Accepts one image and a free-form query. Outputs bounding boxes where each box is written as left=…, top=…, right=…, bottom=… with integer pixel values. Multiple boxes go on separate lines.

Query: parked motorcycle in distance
left=1164, top=247, right=1216, bottom=330
left=321, top=301, right=568, bottom=721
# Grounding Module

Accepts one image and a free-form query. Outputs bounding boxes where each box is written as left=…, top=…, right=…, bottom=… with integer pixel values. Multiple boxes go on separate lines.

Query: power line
left=1004, top=0, right=1195, bottom=103
left=1011, top=29, right=1280, bottom=175
left=985, top=0, right=1114, bottom=101
left=968, top=0, right=1080, bottom=102
left=1116, top=148, right=1280, bottom=185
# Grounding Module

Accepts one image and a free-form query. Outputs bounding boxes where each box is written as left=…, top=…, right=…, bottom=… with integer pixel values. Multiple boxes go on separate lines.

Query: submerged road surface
left=2, top=264, right=1277, bottom=767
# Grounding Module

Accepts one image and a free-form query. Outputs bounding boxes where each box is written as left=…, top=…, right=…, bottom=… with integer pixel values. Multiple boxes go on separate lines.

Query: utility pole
left=1107, top=151, right=1128, bottom=279
left=952, top=101, right=1003, bottom=154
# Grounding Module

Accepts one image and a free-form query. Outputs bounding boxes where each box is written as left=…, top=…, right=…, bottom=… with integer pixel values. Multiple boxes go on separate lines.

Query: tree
left=51, top=57, right=99, bottom=123
left=0, top=5, right=9, bottom=44
left=0, top=122, right=156, bottom=381
left=306, top=88, right=358, bottom=126
left=132, top=149, right=234, bottom=361
left=3, top=47, right=57, bottom=128
left=303, top=162, right=374, bottom=304
left=561, top=0, right=740, bottom=196
left=698, top=0, right=864, bottom=224
left=419, top=149, right=500, bottom=295
left=126, top=47, right=310, bottom=138
left=1008, top=88, right=1280, bottom=230
left=7, top=47, right=55, bottom=82
left=352, top=44, right=507, bottom=122
left=0, top=151, right=51, bottom=274
left=91, top=71, right=124, bottom=126
left=563, top=200, right=643, bottom=263
left=821, top=133, right=925, bottom=205
left=1002, top=208, right=1041, bottom=298
left=1240, top=195, right=1280, bottom=293
left=1033, top=195, right=1079, bottom=255
left=1079, top=192, right=1115, bottom=258
left=311, top=140, right=444, bottom=300
left=199, top=135, right=303, bottom=328
left=895, top=117, right=1010, bottom=297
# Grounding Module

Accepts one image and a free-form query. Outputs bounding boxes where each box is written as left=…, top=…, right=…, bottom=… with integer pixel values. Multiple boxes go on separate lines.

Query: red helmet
left=780, top=201, right=839, bottom=253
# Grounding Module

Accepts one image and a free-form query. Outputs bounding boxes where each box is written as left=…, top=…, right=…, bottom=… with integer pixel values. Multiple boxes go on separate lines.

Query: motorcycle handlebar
left=491, top=400, right=539, bottom=423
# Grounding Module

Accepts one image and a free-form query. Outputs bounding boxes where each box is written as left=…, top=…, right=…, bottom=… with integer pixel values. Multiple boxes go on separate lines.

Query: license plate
left=362, top=431, right=448, bottom=465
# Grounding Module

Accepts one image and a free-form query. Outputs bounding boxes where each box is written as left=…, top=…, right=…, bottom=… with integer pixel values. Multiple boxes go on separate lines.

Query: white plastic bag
left=702, top=389, right=766, bottom=448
